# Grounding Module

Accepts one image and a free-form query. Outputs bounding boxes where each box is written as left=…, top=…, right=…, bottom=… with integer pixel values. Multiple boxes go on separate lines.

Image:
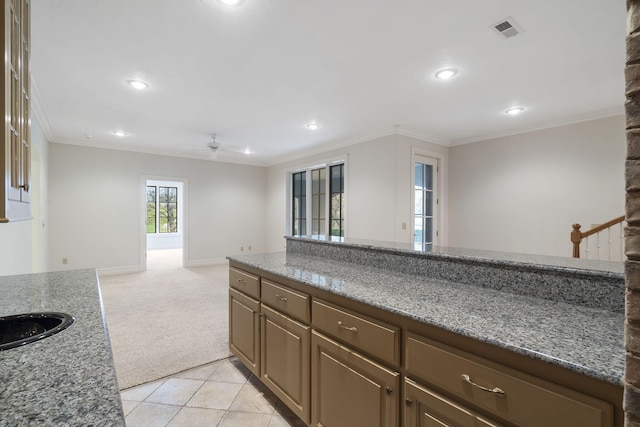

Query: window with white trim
left=146, top=185, right=178, bottom=234
left=289, top=161, right=345, bottom=241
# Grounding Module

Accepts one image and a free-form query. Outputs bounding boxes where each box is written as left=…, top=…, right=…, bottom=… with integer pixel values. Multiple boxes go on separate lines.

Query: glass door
left=414, top=158, right=438, bottom=250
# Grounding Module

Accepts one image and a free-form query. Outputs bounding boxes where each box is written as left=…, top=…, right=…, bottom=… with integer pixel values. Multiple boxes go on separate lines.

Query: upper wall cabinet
left=0, top=0, right=30, bottom=222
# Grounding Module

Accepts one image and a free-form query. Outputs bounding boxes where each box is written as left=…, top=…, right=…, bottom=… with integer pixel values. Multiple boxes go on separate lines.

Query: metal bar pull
left=237, top=279, right=246, bottom=284
left=337, top=321, right=358, bottom=333
left=275, top=294, right=288, bottom=302
left=461, top=374, right=505, bottom=397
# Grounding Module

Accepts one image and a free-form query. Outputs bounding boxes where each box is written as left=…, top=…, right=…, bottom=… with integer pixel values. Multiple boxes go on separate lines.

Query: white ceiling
left=31, top=0, right=627, bottom=166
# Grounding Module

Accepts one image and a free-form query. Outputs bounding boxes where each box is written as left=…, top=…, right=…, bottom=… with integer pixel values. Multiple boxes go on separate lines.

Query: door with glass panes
left=414, top=158, right=438, bottom=250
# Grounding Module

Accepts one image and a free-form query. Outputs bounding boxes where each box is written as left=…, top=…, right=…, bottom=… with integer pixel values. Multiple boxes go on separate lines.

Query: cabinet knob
left=405, top=398, right=413, bottom=406
left=237, top=279, right=246, bottom=284
left=385, top=386, right=393, bottom=394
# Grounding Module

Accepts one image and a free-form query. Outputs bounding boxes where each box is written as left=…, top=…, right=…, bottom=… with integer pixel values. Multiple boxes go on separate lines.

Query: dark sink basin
left=0, top=312, right=75, bottom=350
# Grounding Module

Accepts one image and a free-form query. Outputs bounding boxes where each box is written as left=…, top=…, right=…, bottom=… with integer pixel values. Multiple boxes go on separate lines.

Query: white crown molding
left=450, top=106, right=625, bottom=146
left=30, top=78, right=55, bottom=141
left=45, top=106, right=625, bottom=169
left=265, top=128, right=396, bottom=167
left=392, top=125, right=451, bottom=146
left=265, top=125, right=452, bottom=167
left=48, top=139, right=269, bottom=167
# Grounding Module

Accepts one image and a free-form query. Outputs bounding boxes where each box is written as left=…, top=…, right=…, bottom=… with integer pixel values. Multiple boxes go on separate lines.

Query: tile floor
left=120, top=357, right=307, bottom=427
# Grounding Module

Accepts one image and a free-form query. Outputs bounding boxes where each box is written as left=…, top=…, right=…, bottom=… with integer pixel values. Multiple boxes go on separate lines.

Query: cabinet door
left=2, top=0, right=30, bottom=221
left=261, top=304, right=310, bottom=424
left=404, top=378, right=503, bottom=427
left=229, top=288, right=260, bottom=376
left=311, top=330, right=399, bottom=427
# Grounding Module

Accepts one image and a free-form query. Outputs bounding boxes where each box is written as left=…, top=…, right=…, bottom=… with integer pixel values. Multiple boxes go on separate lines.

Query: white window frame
left=286, top=155, right=348, bottom=240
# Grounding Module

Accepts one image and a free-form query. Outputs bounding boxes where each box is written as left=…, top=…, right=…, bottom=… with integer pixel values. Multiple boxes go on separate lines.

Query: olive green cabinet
left=228, top=264, right=622, bottom=427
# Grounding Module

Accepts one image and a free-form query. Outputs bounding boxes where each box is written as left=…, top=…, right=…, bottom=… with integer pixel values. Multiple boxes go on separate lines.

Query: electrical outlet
left=62, top=258, right=68, bottom=265
left=248, top=245, right=252, bottom=251
left=401, top=222, right=407, bottom=230
left=240, top=246, right=244, bottom=252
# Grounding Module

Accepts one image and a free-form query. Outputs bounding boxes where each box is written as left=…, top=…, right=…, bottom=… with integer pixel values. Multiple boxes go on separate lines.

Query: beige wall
left=0, top=114, right=626, bottom=276
left=265, top=133, right=449, bottom=252
left=47, top=144, right=267, bottom=272
left=448, top=115, right=625, bottom=257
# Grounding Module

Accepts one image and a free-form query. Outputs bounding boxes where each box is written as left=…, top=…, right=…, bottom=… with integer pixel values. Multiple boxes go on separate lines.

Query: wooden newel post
left=571, top=223, right=582, bottom=258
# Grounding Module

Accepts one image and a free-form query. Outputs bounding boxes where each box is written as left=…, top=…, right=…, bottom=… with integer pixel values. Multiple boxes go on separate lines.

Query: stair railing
left=571, top=215, right=625, bottom=260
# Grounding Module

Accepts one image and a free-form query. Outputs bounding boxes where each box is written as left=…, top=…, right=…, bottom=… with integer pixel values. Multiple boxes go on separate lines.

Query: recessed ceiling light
left=217, top=0, right=244, bottom=5
left=505, top=106, right=525, bottom=115
left=435, top=68, right=458, bottom=80
left=306, top=123, right=319, bottom=130
left=126, top=80, right=149, bottom=90
left=243, top=148, right=251, bottom=155
left=113, top=130, right=128, bottom=137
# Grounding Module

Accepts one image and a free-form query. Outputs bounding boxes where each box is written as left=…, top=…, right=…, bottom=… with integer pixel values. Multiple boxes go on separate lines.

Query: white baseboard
left=97, top=265, right=144, bottom=276
left=186, top=258, right=229, bottom=268
left=96, top=258, right=228, bottom=276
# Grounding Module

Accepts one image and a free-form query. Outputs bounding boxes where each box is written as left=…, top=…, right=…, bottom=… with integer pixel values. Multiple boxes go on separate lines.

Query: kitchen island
left=0, top=269, right=125, bottom=426
left=228, top=237, right=624, bottom=426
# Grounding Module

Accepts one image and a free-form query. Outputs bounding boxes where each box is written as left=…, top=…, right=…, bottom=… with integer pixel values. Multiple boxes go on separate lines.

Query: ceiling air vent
left=492, top=17, right=523, bottom=39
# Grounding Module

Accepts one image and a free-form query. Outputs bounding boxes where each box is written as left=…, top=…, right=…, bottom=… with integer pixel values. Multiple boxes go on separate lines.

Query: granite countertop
left=290, top=236, right=625, bottom=276
left=228, top=251, right=625, bottom=386
left=0, top=269, right=125, bottom=426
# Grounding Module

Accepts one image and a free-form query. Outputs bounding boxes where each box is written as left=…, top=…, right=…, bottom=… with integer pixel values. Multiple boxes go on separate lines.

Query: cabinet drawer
left=312, top=299, right=400, bottom=366
left=229, top=267, right=260, bottom=299
left=405, top=333, right=613, bottom=427
left=404, top=378, right=504, bottom=427
left=262, top=279, right=310, bottom=323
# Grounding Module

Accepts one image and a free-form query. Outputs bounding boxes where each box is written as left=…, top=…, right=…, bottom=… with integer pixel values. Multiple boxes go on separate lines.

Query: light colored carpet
left=99, top=249, right=231, bottom=390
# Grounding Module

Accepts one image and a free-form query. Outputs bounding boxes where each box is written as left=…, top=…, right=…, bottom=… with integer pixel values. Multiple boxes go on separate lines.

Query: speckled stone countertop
left=228, top=250, right=625, bottom=386
left=0, top=269, right=125, bottom=426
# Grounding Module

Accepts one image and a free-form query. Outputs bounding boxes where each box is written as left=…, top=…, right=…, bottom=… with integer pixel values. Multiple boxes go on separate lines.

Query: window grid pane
left=292, top=172, right=307, bottom=237
left=158, top=186, right=178, bottom=233
left=329, top=164, right=344, bottom=240
left=311, top=168, right=326, bottom=239
left=414, top=163, right=434, bottom=249
left=146, top=186, right=156, bottom=233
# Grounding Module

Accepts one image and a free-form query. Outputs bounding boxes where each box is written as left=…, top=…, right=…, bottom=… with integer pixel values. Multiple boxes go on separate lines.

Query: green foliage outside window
left=146, top=186, right=178, bottom=234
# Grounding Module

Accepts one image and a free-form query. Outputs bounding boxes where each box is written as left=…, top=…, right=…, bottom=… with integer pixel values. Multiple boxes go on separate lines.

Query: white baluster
left=584, top=236, right=590, bottom=259
left=621, top=222, right=625, bottom=262
left=596, top=232, right=601, bottom=260
left=607, top=228, right=612, bottom=261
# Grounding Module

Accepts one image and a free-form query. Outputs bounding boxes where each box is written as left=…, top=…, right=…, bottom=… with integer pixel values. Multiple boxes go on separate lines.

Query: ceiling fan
left=192, top=134, right=246, bottom=161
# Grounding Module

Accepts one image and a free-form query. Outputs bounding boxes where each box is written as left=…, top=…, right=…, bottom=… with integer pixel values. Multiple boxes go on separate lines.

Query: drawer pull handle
left=237, top=279, right=246, bottom=284
left=337, top=321, right=358, bottom=333
left=461, top=374, right=505, bottom=397
left=275, top=294, right=288, bottom=302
